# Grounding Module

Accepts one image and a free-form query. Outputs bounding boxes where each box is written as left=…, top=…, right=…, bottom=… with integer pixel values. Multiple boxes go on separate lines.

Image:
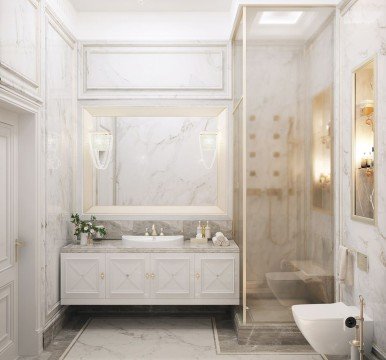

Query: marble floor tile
left=63, top=317, right=323, bottom=360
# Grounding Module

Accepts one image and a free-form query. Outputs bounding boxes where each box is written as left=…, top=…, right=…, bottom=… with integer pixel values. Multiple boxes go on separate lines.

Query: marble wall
left=95, top=116, right=218, bottom=207
left=79, top=43, right=231, bottom=99
left=339, top=0, right=386, bottom=353
left=0, top=0, right=40, bottom=99
left=94, top=220, right=232, bottom=240
left=44, top=16, right=75, bottom=319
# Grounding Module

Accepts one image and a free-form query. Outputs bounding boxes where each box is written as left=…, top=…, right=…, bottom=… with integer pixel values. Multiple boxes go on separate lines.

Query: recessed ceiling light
left=259, top=11, right=303, bottom=25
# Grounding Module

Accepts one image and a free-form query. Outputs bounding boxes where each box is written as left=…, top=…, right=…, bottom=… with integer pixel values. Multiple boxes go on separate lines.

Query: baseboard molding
left=43, top=306, right=71, bottom=349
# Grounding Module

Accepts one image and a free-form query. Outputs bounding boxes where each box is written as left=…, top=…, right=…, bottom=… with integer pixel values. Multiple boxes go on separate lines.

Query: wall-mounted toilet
left=292, top=302, right=373, bottom=356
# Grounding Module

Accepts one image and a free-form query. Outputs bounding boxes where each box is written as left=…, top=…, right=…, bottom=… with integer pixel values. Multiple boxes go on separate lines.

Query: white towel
left=213, top=232, right=230, bottom=247
left=338, top=245, right=348, bottom=283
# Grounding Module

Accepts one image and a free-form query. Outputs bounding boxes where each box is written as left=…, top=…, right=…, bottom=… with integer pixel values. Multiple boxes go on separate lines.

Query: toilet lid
left=292, top=302, right=372, bottom=321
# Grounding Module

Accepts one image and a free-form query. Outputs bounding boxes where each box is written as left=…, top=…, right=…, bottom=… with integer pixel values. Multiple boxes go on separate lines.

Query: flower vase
left=80, top=233, right=88, bottom=245
left=87, top=234, right=93, bottom=246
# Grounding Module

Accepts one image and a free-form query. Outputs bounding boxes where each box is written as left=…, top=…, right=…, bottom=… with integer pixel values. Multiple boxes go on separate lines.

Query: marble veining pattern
left=44, top=19, right=75, bottom=317
left=340, top=0, right=386, bottom=353
left=63, top=317, right=322, bottom=360
left=95, top=116, right=218, bottom=206
left=0, top=0, right=38, bottom=82
left=93, top=220, right=233, bottom=241
left=62, top=239, right=239, bottom=253
left=80, top=44, right=230, bottom=99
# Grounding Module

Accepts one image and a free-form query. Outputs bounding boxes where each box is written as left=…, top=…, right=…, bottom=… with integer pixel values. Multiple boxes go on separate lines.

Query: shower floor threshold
left=233, top=311, right=310, bottom=348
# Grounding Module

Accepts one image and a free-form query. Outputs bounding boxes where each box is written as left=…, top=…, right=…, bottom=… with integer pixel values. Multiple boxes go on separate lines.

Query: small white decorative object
left=212, top=232, right=230, bottom=247
left=199, top=131, right=218, bottom=170
left=89, top=131, right=113, bottom=170
left=80, top=233, right=88, bottom=245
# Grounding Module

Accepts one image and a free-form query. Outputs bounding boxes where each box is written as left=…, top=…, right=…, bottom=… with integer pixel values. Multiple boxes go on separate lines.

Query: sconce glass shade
left=359, top=100, right=374, bottom=116
left=89, top=131, right=113, bottom=170
left=199, top=131, right=218, bottom=169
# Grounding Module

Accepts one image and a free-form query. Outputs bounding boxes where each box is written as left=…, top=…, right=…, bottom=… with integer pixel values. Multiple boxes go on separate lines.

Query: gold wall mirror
left=352, top=58, right=376, bottom=222
left=312, top=86, right=333, bottom=212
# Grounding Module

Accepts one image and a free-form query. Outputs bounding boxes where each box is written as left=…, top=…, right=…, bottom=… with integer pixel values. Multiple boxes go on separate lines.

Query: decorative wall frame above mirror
left=352, top=57, right=376, bottom=223
left=78, top=105, right=231, bottom=220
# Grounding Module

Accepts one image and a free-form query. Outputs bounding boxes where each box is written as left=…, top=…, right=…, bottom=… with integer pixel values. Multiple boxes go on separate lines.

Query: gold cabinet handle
left=150, top=273, right=155, bottom=279
left=195, top=273, right=200, bottom=279
left=100, top=272, right=105, bottom=280
left=145, top=273, right=150, bottom=279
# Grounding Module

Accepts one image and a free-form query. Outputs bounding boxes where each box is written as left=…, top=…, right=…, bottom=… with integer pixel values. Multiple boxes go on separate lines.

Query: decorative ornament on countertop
left=70, top=213, right=107, bottom=245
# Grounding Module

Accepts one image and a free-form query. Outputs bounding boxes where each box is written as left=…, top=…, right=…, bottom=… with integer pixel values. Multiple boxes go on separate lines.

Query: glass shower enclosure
left=232, top=6, right=335, bottom=325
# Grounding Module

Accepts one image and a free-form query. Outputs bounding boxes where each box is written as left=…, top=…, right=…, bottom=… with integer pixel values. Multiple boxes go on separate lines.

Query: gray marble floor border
left=212, top=317, right=322, bottom=356
left=58, top=318, right=91, bottom=360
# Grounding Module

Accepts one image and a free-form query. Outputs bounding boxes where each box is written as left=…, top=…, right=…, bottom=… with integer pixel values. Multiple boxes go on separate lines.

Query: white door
left=61, top=253, right=105, bottom=299
left=0, top=120, right=18, bottom=360
left=106, top=253, right=150, bottom=299
left=150, top=253, right=194, bottom=299
left=195, top=253, right=239, bottom=299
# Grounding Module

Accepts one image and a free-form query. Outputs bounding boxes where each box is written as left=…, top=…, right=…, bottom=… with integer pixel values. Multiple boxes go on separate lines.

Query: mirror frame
left=77, top=105, right=232, bottom=220
left=351, top=55, right=377, bottom=224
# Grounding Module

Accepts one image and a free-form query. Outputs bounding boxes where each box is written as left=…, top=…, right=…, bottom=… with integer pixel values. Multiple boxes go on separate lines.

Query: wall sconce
left=319, top=173, right=330, bottom=188
left=89, top=131, right=113, bottom=170
left=359, top=100, right=374, bottom=128
left=199, top=131, right=218, bottom=169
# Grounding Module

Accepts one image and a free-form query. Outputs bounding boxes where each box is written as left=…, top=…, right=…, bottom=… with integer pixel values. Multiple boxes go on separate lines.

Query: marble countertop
left=61, top=239, right=239, bottom=253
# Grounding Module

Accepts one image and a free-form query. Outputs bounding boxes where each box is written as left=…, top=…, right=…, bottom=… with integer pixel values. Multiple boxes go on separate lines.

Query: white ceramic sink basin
left=122, top=235, right=184, bottom=248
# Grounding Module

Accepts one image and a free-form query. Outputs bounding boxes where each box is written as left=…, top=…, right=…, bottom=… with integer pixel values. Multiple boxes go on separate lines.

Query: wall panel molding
left=79, top=42, right=231, bottom=99
left=0, top=0, right=42, bottom=102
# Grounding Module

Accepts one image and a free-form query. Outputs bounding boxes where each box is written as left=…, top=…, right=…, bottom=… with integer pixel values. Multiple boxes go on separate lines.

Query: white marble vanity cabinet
left=60, top=240, right=239, bottom=305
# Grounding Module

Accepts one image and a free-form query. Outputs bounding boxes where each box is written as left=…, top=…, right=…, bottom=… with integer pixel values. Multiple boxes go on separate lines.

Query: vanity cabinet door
left=106, top=253, right=150, bottom=299
left=61, top=253, right=105, bottom=299
left=150, top=253, right=194, bottom=299
left=194, top=253, right=239, bottom=299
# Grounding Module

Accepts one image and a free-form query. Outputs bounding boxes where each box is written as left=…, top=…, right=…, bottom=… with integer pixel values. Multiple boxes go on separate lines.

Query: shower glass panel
left=239, top=6, right=335, bottom=325
left=232, top=11, right=245, bottom=320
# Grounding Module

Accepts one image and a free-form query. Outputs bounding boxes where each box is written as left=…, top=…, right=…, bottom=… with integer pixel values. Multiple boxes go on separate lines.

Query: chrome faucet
left=151, top=224, right=158, bottom=236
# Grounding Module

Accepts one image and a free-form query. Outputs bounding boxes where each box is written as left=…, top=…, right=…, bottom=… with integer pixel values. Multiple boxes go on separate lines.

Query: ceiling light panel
left=259, top=11, right=303, bottom=25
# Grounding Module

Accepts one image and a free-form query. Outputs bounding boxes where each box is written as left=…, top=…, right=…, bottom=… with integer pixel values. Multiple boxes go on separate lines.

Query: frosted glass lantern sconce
left=199, top=131, right=218, bottom=170
left=359, top=100, right=374, bottom=128
left=89, top=131, right=113, bottom=170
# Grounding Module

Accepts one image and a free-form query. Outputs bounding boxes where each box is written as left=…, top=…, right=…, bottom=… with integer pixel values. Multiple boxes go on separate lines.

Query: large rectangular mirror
left=352, top=58, right=376, bottom=222
left=80, top=106, right=230, bottom=219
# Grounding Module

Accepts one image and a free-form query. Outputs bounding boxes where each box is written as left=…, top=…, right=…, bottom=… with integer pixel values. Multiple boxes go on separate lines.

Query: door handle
left=15, top=240, right=25, bottom=262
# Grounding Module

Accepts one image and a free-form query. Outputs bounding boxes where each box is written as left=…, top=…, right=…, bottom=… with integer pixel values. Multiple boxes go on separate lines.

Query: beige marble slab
left=61, top=240, right=239, bottom=253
